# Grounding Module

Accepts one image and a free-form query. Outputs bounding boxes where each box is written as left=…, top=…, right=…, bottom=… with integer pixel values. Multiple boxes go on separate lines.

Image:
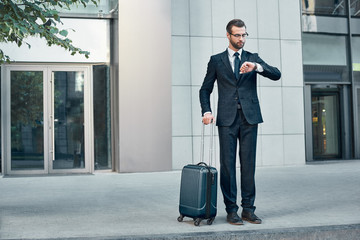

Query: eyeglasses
left=229, top=32, right=249, bottom=38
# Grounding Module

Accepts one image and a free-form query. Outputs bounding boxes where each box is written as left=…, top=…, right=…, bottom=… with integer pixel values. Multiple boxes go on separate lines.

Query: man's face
left=227, top=26, right=246, bottom=51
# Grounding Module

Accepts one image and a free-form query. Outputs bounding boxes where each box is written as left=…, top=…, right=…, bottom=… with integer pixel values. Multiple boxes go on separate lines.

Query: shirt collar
left=227, top=48, right=242, bottom=58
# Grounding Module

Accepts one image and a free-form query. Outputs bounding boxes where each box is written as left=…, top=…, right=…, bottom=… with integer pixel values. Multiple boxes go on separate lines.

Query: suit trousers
left=218, top=108, right=258, bottom=214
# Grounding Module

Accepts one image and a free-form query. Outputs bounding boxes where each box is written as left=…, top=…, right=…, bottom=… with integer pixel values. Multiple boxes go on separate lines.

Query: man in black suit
left=199, top=19, right=281, bottom=225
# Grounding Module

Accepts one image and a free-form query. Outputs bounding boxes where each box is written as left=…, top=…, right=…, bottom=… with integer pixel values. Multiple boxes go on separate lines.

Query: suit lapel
left=220, top=50, right=234, bottom=76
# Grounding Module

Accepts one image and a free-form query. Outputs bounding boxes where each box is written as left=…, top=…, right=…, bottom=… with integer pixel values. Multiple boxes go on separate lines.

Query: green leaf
left=49, top=28, right=59, bottom=34
left=1, top=0, right=92, bottom=60
left=59, top=29, right=68, bottom=37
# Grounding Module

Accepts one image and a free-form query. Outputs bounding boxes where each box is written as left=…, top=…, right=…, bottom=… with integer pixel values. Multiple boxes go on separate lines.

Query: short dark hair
left=226, top=19, right=246, bottom=34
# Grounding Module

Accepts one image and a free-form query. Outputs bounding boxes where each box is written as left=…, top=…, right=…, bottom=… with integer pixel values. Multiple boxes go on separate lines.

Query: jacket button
left=235, top=97, right=238, bottom=100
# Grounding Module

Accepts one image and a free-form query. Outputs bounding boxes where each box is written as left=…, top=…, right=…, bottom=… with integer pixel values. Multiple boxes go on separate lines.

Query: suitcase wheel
left=207, top=217, right=215, bottom=225
left=194, top=218, right=202, bottom=226
left=177, top=215, right=184, bottom=222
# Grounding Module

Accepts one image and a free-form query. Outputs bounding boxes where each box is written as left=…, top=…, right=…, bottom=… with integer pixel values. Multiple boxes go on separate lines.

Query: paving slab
left=0, top=160, right=359, bottom=239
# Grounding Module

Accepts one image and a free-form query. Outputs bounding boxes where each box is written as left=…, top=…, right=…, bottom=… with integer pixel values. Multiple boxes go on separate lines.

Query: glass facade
left=302, top=0, right=360, bottom=160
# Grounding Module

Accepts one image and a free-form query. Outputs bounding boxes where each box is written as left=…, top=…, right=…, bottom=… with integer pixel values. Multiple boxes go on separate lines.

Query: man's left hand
left=240, top=62, right=256, bottom=74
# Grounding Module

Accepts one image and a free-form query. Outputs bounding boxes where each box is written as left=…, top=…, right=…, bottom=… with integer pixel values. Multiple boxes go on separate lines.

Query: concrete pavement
left=0, top=160, right=360, bottom=239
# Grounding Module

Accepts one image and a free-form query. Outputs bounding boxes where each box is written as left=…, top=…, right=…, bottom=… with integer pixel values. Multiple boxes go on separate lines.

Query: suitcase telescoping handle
left=200, top=121, right=215, bottom=167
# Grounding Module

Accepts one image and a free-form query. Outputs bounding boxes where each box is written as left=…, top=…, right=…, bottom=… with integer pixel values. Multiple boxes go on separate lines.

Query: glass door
left=2, top=65, right=92, bottom=175
left=49, top=69, right=89, bottom=172
left=311, top=91, right=342, bottom=159
left=10, top=70, right=46, bottom=172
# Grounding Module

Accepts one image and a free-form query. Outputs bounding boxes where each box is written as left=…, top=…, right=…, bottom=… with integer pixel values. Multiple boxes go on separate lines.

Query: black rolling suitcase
left=177, top=123, right=217, bottom=226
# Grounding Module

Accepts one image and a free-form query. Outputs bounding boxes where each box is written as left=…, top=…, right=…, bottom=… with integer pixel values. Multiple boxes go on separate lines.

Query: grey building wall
left=171, top=0, right=306, bottom=169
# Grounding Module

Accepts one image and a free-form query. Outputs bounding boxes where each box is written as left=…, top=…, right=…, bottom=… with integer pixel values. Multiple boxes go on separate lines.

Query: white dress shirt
left=227, top=48, right=263, bottom=73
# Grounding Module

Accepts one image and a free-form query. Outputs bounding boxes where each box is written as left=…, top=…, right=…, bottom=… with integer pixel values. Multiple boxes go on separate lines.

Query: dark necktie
left=234, top=52, right=240, bottom=79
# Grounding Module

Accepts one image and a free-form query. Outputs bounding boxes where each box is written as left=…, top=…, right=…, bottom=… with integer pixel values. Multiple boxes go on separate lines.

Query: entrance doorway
left=1, top=65, right=92, bottom=174
left=311, top=90, right=341, bottom=159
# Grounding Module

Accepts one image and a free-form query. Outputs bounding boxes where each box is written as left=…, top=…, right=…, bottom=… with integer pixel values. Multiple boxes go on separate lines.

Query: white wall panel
left=212, top=0, right=235, bottom=37
left=235, top=0, right=258, bottom=38
left=172, top=86, right=192, bottom=136
left=281, top=40, right=304, bottom=87
left=190, top=37, right=213, bottom=86
left=172, top=137, right=193, bottom=169
left=172, top=36, right=191, bottom=85
left=282, top=87, right=305, bottom=134
left=258, top=39, right=282, bottom=87
left=213, top=37, right=229, bottom=54
left=279, top=0, right=302, bottom=40
left=260, top=87, right=284, bottom=135
left=283, top=134, right=306, bottom=165
left=171, top=0, right=190, bottom=36
left=257, top=0, right=280, bottom=39
left=190, top=0, right=212, bottom=36
left=243, top=37, right=259, bottom=54
left=261, top=135, right=284, bottom=166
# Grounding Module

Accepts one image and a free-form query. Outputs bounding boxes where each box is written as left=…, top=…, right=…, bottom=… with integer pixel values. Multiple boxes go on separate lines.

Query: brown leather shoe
left=241, top=210, right=262, bottom=224
left=226, top=212, right=244, bottom=225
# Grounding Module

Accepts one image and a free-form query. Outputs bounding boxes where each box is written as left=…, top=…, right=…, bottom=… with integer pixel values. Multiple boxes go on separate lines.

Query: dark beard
left=230, top=40, right=244, bottom=50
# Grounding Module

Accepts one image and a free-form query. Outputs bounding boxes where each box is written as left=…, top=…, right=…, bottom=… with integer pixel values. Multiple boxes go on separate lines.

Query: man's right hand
left=202, top=113, right=215, bottom=125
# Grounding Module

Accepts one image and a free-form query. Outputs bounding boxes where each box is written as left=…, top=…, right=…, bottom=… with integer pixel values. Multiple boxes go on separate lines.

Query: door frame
left=304, top=83, right=352, bottom=162
left=1, top=64, right=94, bottom=175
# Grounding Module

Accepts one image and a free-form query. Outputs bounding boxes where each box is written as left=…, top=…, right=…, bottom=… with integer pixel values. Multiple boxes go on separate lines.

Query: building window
left=302, top=0, right=348, bottom=16
left=93, top=65, right=112, bottom=170
left=302, top=33, right=349, bottom=83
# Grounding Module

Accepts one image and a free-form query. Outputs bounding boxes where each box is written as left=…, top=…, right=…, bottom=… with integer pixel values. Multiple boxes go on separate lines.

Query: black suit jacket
left=199, top=49, right=281, bottom=126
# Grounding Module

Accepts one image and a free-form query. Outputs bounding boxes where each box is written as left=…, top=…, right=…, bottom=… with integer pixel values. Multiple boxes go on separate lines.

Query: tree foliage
left=0, top=0, right=98, bottom=63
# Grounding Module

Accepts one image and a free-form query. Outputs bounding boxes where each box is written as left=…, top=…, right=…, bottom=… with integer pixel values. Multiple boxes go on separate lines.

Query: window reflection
left=351, top=0, right=360, bottom=16
left=53, top=72, right=85, bottom=170
left=302, top=34, right=348, bottom=67
left=11, top=71, right=44, bottom=170
left=302, top=0, right=347, bottom=16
